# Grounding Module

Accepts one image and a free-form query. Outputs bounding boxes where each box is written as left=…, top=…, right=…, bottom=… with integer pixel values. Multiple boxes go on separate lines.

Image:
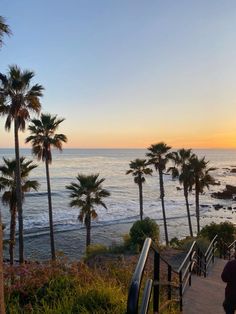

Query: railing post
left=189, top=253, right=193, bottom=286
left=153, top=250, right=160, bottom=314
left=197, top=248, right=201, bottom=276
left=168, top=264, right=172, bottom=300
left=179, top=271, right=183, bottom=312
left=204, top=254, right=207, bottom=278
left=212, top=241, right=215, bottom=264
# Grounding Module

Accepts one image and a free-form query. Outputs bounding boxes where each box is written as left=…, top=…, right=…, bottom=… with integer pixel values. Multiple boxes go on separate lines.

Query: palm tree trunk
left=138, top=181, right=143, bottom=220
left=184, top=186, right=193, bottom=237
left=0, top=210, right=5, bottom=314
left=86, top=214, right=91, bottom=247
left=195, top=188, right=200, bottom=234
left=9, top=204, right=17, bottom=265
left=195, top=177, right=200, bottom=233
left=45, top=158, right=56, bottom=260
left=14, top=119, right=24, bottom=264
left=159, top=169, right=168, bottom=245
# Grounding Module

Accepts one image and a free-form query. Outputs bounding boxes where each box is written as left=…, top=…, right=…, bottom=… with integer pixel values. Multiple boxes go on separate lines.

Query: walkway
left=183, top=258, right=228, bottom=314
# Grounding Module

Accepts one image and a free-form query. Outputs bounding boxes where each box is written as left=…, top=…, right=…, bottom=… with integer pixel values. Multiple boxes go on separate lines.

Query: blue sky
left=1, top=1, right=236, bottom=148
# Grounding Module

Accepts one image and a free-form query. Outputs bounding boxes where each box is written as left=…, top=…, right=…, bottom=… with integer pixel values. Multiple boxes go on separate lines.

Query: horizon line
left=0, top=146, right=236, bottom=150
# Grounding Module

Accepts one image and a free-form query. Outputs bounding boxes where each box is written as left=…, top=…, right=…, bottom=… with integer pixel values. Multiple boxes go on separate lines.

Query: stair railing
left=227, top=240, right=236, bottom=259
left=219, top=239, right=236, bottom=260
left=126, top=238, right=198, bottom=314
left=203, top=235, right=218, bottom=277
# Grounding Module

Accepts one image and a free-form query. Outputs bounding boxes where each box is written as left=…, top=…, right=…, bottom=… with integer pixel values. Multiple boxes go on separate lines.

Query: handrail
left=203, top=235, right=218, bottom=277
left=226, top=240, right=236, bottom=259
left=140, top=279, right=153, bottom=314
left=127, top=238, right=152, bottom=314
left=228, top=240, right=236, bottom=249
left=127, top=234, right=231, bottom=313
left=205, top=235, right=217, bottom=258
left=177, top=241, right=196, bottom=273
left=127, top=238, right=198, bottom=313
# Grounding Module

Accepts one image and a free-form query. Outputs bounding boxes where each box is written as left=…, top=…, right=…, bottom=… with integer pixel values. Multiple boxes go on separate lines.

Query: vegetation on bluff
left=4, top=258, right=128, bottom=314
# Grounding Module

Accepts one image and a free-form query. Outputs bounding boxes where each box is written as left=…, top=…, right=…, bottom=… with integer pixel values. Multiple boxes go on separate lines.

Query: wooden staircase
left=183, top=258, right=227, bottom=314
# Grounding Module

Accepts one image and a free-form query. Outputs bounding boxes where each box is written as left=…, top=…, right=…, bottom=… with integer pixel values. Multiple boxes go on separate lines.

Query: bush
left=85, top=244, right=108, bottom=260
left=129, top=218, right=159, bottom=251
left=5, top=260, right=127, bottom=314
left=170, top=236, right=210, bottom=253
left=199, top=222, right=236, bottom=245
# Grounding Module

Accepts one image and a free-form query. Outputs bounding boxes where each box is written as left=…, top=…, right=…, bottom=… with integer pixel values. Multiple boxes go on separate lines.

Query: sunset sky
left=1, top=0, right=236, bottom=148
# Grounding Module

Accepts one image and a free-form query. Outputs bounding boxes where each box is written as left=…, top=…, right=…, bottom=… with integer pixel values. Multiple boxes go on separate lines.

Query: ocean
left=0, top=148, right=236, bottom=260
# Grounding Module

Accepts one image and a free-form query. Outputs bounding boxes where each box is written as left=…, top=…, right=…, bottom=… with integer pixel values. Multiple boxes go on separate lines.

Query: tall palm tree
left=66, top=174, right=110, bottom=247
left=0, top=16, right=11, bottom=314
left=168, top=149, right=195, bottom=237
left=25, top=113, right=67, bottom=260
left=0, top=211, right=4, bottom=314
left=0, top=16, right=11, bottom=47
left=146, top=142, right=171, bottom=245
left=0, top=157, right=39, bottom=264
left=189, top=156, right=215, bottom=233
left=126, top=159, right=152, bottom=220
left=0, top=65, right=43, bottom=263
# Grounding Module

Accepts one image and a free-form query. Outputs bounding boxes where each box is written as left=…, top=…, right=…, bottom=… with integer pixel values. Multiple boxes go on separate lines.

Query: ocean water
left=0, top=148, right=236, bottom=252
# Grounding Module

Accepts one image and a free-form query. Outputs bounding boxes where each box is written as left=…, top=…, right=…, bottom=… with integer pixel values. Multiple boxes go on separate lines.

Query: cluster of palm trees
left=0, top=16, right=69, bottom=264
left=126, top=142, right=215, bottom=245
left=0, top=17, right=111, bottom=269
left=0, top=109, right=68, bottom=263
left=0, top=109, right=111, bottom=262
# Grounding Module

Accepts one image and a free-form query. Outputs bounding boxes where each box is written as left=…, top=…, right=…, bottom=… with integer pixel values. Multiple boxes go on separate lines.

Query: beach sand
left=4, top=222, right=134, bottom=262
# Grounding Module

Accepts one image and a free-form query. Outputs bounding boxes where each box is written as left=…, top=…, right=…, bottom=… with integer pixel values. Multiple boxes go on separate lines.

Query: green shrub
left=199, top=222, right=236, bottom=245
left=129, top=218, right=159, bottom=251
left=179, top=237, right=210, bottom=253
left=170, top=236, right=210, bottom=254
left=170, top=237, right=181, bottom=248
left=73, top=284, right=126, bottom=313
left=85, top=244, right=108, bottom=259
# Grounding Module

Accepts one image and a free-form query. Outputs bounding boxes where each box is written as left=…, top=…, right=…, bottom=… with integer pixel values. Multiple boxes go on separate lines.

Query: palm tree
left=0, top=65, right=43, bottom=263
left=0, top=211, right=4, bottom=314
left=146, top=142, right=171, bottom=245
left=126, top=159, right=152, bottom=220
left=0, top=16, right=11, bottom=47
left=66, top=174, right=110, bottom=247
left=189, top=156, right=215, bottom=233
left=0, top=157, right=39, bottom=264
left=25, top=113, right=67, bottom=260
left=168, top=149, right=195, bottom=237
left=0, top=16, right=11, bottom=314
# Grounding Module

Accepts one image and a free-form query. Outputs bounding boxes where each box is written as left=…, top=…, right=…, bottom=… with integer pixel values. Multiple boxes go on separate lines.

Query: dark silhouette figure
left=221, top=256, right=236, bottom=314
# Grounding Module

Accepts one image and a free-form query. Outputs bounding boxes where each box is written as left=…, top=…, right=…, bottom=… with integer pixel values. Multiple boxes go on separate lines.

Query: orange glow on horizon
left=1, top=127, right=235, bottom=149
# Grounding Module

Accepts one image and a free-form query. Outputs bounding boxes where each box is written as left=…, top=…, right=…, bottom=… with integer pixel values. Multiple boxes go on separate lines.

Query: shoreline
left=4, top=222, right=134, bottom=261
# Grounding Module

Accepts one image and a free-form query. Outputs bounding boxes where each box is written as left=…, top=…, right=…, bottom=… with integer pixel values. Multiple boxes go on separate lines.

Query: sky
left=1, top=0, right=236, bottom=149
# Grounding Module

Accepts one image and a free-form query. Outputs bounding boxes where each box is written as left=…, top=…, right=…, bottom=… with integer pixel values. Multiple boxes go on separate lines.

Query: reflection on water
left=0, top=148, right=236, bottom=259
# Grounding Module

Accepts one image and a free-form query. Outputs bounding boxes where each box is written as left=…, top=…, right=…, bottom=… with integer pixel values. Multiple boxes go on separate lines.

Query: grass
left=4, top=257, right=127, bottom=314
left=4, top=242, right=182, bottom=313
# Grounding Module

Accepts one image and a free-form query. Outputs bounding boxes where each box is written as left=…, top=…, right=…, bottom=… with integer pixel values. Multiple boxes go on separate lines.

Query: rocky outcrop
left=211, top=185, right=236, bottom=200
left=213, top=204, right=223, bottom=210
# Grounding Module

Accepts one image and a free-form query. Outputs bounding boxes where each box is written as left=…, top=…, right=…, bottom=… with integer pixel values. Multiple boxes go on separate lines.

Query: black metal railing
left=219, top=239, right=236, bottom=260
left=226, top=240, right=236, bottom=259
left=126, top=238, right=198, bottom=314
left=127, top=235, right=236, bottom=313
left=176, top=241, right=198, bottom=311
left=203, top=235, right=218, bottom=277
